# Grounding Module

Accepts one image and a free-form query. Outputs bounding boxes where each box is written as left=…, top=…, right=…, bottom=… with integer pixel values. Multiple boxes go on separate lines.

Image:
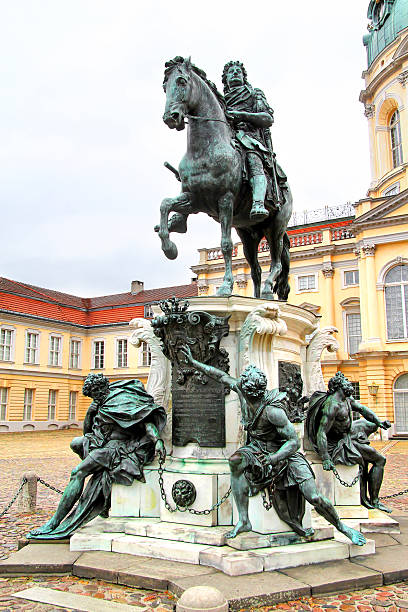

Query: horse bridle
left=187, top=114, right=230, bottom=126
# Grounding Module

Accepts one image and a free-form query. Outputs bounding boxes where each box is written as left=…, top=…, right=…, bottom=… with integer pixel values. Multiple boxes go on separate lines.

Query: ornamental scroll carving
left=239, top=303, right=287, bottom=377
left=129, top=318, right=172, bottom=446
left=303, top=326, right=339, bottom=396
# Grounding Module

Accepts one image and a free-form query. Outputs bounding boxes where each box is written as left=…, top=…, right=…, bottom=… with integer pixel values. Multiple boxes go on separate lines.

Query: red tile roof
left=0, top=277, right=198, bottom=327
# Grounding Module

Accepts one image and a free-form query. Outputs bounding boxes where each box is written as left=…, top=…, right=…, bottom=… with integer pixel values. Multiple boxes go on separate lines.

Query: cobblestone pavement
left=0, top=432, right=407, bottom=611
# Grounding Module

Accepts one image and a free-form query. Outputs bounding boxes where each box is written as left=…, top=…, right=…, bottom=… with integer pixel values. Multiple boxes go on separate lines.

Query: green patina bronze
left=306, top=371, right=392, bottom=513
left=363, top=0, right=408, bottom=66
left=180, top=345, right=367, bottom=546
left=28, top=374, right=166, bottom=539
left=156, top=57, right=292, bottom=301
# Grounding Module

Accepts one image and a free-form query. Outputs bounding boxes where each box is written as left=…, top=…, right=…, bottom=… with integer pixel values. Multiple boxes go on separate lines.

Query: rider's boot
left=249, top=175, right=269, bottom=220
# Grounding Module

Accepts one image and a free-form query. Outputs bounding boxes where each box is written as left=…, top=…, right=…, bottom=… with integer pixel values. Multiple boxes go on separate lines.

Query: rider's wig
left=327, top=371, right=350, bottom=395
left=82, top=373, right=110, bottom=399
left=240, top=365, right=267, bottom=398
left=222, top=60, right=248, bottom=92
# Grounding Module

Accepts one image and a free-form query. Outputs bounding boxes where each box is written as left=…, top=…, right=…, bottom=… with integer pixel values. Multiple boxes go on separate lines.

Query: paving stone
left=116, top=556, right=218, bottom=590
left=351, top=543, right=408, bottom=584
left=278, top=559, right=383, bottom=595
left=168, top=570, right=311, bottom=611
left=72, top=550, right=139, bottom=582
left=0, top=544, right=81, bottom=575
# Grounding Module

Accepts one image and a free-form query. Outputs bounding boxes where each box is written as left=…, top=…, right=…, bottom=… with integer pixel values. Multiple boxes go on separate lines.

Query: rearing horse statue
left=157, top=57, right=292, bottom=300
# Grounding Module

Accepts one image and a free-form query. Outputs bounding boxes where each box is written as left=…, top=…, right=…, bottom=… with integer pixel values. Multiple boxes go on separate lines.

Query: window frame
left=390, top=110, right=403, bottom=169
left=384, top=265, right=408, bottom=341
left=345, top=312, right=362, bottom=357
left=48, top=334, right=62, bottom=367
left=47, top=389, right=57, bottom=420
left=69, top=338, right=82, bottom=369
left=342, top=269, right=360, bottom=288
left=69, top=390, right=78, bottom=420
left=115, top=337, right=128, bottom=368
left=139, top=341, right=152, bottom=367
left=92, top=339, right=105, bottom=369
left=24, top=330, right=40, bottom=365
left=23, top=388, right=34, bottom=420
left=0, top=387, right=9, bottom=420
left=394, top=373, right=408, bottom=434
left=295, top=272, right=318, bottom=293
left=0, top=325, right=16, bottom=362
left=144, top=304, right=154, bottom=318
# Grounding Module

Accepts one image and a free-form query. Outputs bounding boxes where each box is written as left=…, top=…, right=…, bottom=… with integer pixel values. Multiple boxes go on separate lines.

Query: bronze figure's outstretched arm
left=179, top=345, right=237, bottom=390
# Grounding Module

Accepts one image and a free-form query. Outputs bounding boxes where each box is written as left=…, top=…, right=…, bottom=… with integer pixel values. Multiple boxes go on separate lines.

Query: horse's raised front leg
left=217, top=192, right=235, bottom=297
left=157, top=194, right=191, bottom=260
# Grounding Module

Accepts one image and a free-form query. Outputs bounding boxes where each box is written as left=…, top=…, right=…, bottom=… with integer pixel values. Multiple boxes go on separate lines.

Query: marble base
left=70, top=515, right=376, bottom=576
left=247, top=492, right=312, bottom=535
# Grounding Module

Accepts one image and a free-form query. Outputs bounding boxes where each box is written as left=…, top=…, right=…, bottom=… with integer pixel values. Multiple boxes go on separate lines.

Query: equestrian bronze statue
left=156, top=57, right=292, bottom=301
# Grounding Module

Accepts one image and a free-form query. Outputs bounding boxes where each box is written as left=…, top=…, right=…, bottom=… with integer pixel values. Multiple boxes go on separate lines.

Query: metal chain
left=332, top=466, right=360, bottom=488
left=261, top=488, right=274, bottom=511
left=157, top=453, right=231, bottom=515
left=37, top=478, right=63, bottom=495
left=380, top=487, right=408, bottom=500
left=0, top=477, right=27, bottom=518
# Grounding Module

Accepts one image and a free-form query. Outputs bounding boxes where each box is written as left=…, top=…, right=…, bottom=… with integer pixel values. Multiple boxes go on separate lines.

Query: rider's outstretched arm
left=179, top=345, right=237, bottom=391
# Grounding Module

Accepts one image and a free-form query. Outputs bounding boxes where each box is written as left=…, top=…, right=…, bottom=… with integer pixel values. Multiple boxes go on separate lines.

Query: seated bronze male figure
left=306, top=372, right=391, bottom=513
left=29, top=374, right=166, bottom=539
left=180, top=346, right=366, bottom=546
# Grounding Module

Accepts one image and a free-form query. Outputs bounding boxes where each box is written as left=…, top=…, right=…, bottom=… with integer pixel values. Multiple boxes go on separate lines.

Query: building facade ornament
left=398, top=70, right=408, bottom=87
left=354, top=247, right=361, bottom=258
left=362, top=243, right=376, bottom=257
left=235, top=274, right=248, bottom=289
left=364, top=103, right=375, bottom=118
left=322, top=263, right=335, bottom=278
left=197, top=279, right=209, bottom=296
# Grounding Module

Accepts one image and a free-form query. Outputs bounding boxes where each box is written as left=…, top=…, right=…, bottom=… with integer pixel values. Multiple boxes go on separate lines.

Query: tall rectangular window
left=25, top=332, right=39, bottom=364
left=93, top=340, right=105, bottom=369
left=116, top=339, right=128, bottom=368
left=69, top=339, right=81, bottom=369
left=346, top=313, right=362, bottom=355
left=298, top=274, right=316, bottom=291
left=0, top=328, right=14, bottom=361
left=23, top=389, right=34, bottom=420
left=69, top=391, right=77, bottom=419
left=49, top=335, right=62, bottom=366
left=0, top=388, right=8, bottom=420
left=141, top=341, right=152, bottom=367
left=48, top=390, right=57, bottom=420
left=144, top=304, right=154, bottom=318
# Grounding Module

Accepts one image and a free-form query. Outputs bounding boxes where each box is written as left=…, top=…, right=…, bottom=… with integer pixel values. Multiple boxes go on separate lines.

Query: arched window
left=390, top=110, right=403, bottom=168
left=385, top=265, right=408, bottom=339
left=394, top=373, right=408, bottom=433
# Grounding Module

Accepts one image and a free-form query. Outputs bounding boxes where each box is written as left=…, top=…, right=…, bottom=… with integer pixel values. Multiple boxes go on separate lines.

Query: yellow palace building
left=191, top=0, right=408, bottom=437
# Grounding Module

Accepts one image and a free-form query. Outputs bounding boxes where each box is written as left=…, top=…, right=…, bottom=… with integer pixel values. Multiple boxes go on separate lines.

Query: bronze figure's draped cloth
left=306, top=391, right=370, bottom=465
left=224, top=84, right=287, bottom=200
left=237, top=389, right=315, bottom=536
left=29, top=379, right=166, bottom=539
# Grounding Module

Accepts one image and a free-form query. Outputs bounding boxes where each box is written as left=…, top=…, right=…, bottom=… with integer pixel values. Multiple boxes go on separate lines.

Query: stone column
left=322, top=262, right=336, bottom=328
left=360, top=243, right=382, bottom=351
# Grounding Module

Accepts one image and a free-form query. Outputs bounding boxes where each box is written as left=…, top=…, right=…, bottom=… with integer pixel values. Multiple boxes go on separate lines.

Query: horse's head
left=162, top=56, right=198, bottom=131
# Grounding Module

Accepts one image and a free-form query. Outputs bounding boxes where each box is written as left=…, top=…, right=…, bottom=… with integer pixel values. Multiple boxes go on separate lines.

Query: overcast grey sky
left=1, top=1, right=371, bottom=297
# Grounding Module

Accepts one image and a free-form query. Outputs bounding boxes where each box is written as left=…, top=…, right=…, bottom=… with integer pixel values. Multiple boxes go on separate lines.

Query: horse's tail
left=274, top=232, right=290, bottom=300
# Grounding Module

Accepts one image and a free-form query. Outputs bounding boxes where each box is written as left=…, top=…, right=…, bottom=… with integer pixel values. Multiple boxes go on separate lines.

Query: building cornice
left=360, top=45, right=408, bottom=104
left=352, top=214, right=408, bottom=235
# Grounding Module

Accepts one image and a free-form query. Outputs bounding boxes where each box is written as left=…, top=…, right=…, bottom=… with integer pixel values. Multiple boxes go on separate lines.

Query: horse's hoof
left=154, top=225, right=159, bottom=233
left=163, top=242, right=178, bottom=260
left=261, top=290, right=275, bottom=301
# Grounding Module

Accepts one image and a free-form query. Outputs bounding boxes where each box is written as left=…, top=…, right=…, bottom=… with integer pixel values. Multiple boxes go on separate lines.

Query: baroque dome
left=363, top=0, right=408, bottom=66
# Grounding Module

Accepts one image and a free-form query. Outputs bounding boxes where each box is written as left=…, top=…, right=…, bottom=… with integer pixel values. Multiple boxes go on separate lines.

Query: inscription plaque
left=172, top=373, right=225, bottom=447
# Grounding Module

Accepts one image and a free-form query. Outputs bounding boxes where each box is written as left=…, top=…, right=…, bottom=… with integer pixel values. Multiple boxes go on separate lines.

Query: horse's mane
left=163, top=56, right=226, bottom=112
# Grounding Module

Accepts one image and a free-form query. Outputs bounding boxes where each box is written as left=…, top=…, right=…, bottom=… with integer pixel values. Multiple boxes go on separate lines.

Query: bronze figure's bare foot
left=340, top=524, right=366, bottom=546
left=225, top=520, right=252, bottom=539
left=30, top=518, right=59, bottom=536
